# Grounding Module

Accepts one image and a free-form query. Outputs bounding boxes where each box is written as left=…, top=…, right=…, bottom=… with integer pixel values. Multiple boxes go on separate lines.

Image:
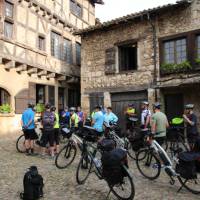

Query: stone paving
left=0, top=132, right=199, bottom=200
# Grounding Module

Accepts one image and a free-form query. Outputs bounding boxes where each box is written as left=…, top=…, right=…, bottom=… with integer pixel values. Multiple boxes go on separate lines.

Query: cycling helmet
left=45, top=103, right=51, bottom=109
left=128, top=103, right=134, bottom=107
left=69, top=107, right=76, bottom=112
left=141, top=101, right=149, bottom=105
left=27, top=102, right=34, bottom=108
left=153, top=102, right=161, bottom=109
left=51, top=106, right=56, bottom=112
left=185, top=104, right=194, bottom=109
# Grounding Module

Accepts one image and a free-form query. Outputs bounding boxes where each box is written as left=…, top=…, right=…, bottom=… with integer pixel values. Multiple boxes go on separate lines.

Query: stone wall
left=81, top=0, right=200, bottom=115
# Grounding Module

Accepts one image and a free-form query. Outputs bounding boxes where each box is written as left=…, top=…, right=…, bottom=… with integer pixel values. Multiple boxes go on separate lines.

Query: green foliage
left=195, top=58, right=200, bottom=64
left=36, top=103, right=45, bottom=113
left=0, top=104, right=12, bottom=113
left=161, top=61, right=192, bottom=74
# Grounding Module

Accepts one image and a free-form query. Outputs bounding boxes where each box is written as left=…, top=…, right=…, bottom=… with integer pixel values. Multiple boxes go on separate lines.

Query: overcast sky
left=96, top=0, right=177, bottom=22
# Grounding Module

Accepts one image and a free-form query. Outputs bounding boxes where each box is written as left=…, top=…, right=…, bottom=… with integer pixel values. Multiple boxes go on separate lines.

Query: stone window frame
left=115, top=39, right=138, bottom=73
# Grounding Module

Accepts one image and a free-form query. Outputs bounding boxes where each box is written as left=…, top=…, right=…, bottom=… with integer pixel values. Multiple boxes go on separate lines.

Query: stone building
left=77, top=0, right=200, bottom=129
left=0, top=0, right=103, bottom=134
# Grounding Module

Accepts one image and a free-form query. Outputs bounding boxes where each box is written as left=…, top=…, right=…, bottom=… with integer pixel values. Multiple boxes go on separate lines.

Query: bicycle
left=104, top=122, right=140, bottom=160
left=55, top=128, right=83, bottom=169
left=166, top=126, right=189, bottom=159
left=76, top=137, right=135, bottom=200
left=136, top=132, right=200, bottom=194
left=16, top=125, right=42, bottom=153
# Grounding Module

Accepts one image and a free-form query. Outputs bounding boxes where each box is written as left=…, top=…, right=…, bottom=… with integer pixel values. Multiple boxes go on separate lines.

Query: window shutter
left=105, top=47, right=116, bottom=74
left=15, top=89, right=29, bottom=114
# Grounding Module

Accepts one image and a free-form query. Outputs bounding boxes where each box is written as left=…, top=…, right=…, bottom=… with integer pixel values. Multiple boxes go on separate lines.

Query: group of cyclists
left=20, top=99, right=199, bottom=158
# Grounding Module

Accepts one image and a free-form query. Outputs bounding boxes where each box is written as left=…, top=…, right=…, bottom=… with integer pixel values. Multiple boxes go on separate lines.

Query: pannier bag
left=20, top=166, right=44, bottom=200
left=101, top=148, right=128, bottom=185
left=129, top=131, right=144, bottom=151
left=78, top=126, right=98, bottom=142
left=176, top=152, right=197, bottom=179
left=97, top=138, right=115, bottom=152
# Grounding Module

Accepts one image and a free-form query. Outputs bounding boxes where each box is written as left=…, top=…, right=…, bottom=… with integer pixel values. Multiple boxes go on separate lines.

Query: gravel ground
left=0, top=132, right=199, bottom=200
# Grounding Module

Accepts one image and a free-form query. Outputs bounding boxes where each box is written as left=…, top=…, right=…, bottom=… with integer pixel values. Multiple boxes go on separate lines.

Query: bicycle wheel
left=127, top=142, right=137, bottom=160
left=136, top=149, right=161, bottom=180
left=76, top=153, right=92, bottom=184
left=16, top=134, right=26, bottom=153
left=55, top=141, right=77, bottom=169
left=177, top=174, right=200, bottom=194
left=109, top=165, right=135, bottom=200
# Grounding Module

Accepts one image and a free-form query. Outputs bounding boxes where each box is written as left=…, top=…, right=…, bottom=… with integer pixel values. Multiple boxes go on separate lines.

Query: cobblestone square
left=0, top=132, right=199, bottom=200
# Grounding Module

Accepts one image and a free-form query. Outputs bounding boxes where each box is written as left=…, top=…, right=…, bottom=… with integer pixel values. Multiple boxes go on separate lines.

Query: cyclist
left=125, top=104, right=136, bottom=133
left=183, top=104, right=199, bottom=146
left=141, top=101, right=151, bottom=129
left=77, top=106, right=85, bottom=128
left=21, top=103, right=37, bottom=155
left=104, top=107, right=118, bottom=125
left=69, top=107, right=79, bottom=128
left=41, top=104, right=56, bottom=158
left=151, top=102, right=169, bottom=146
left=51, top=106, right=60, bottom=154
left=61, top=106, right=70, bottom=126
left=92, top=105, right=105, bottom=136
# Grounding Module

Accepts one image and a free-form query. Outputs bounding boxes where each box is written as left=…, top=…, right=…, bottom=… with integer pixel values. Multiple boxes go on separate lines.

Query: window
left=4, top=21, right=13, bottom=38
left=76, top=42, right=81, bottom=66
left=0, top=88, right=10, bottom=106
left=51, top=32, right=61, bottom=59
left=51, top=31, right=73, bottom=63
left=163, top=38, right=187, bottom=64
left=68, top=88, right=80, bottom=108
left=38, top=35, right=45, bottom=51
left=5, top=1, right=13, bottom=18
left=118, top=43, right=137, bottom=71
left=63, top=39, right=72, bottom=64
left=70, top=0, right=82, bottom=18
left=196, top=35, right=200, bottom=59
left=36, top=85, right=45, bottom=104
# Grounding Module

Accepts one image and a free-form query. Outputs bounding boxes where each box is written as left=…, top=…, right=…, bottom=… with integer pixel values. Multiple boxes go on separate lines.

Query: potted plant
left=36, top=103, right=45, bottom=113
left=0, top=104, right=12, bottom=114
left=161, top=61, right=192, bottom=75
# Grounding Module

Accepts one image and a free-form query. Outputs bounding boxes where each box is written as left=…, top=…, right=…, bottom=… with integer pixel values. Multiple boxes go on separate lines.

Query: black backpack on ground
left=20, top=166, right=44, bottom=200
left=176, top=152, right=197, bottom=179
left=101, top=148, right=128, bottom=185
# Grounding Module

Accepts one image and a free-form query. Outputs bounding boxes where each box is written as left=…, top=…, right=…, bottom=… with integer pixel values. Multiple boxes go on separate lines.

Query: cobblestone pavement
left=0, top=133, right=199, bottom=200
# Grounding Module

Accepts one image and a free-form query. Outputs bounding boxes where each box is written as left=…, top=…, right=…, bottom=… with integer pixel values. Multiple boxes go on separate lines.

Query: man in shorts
left=151, top=102, right=169, bottom=146
left=183, top=104, right=199, bottom=146
left=21, top=103, right=37, bottom=155
left=41, top=104, right=55, bottom=158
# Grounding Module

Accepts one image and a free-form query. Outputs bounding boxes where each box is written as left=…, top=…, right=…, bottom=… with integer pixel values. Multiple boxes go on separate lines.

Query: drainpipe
left=147, top=13, right=158, bottom=102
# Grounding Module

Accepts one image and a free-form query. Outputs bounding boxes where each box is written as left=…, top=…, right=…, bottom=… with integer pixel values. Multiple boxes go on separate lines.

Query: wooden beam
left=16, top=64, right=27, bottom=73
left=4, top=61, right=15, bottom=70
left=27, top=68, right=38, bottom=75
left=38, top=70, right=47, bottom=76
left=57, top=75, right=66, bottom=81
left=67, top=77, right=79, bottom=83
left=47, top=72, right=56, bottom=78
